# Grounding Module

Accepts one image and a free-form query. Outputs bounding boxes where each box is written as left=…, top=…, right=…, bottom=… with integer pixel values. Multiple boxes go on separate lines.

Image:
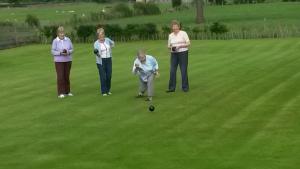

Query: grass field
left=0, top=2, right=106, bottom=24
left=107, top=2, right=300, bottom=31
left=1, top=39, right=300, bottom=169
left=1, top=2, right=300, bottom=30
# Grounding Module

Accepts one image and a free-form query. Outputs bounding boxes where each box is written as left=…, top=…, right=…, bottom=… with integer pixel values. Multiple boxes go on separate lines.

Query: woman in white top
left=93, top=28, right=115, bottom=96
left=166, top=20, right=191, bottom=93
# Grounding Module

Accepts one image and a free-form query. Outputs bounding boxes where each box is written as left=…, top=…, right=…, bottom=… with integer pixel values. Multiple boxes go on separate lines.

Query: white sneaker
left=58, top=94, right=65, bottom=98
left=108, top=92, right=112, bottom=95
left=67, top=93, right=73, bottom=96
left=103, top=94, right=108, bottom=96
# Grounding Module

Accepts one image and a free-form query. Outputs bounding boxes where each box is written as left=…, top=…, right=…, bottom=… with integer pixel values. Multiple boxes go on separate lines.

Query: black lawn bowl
left=149, top=105, right=155, bottom=112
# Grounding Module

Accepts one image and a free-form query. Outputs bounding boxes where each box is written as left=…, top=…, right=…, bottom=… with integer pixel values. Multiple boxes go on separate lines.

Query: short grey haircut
left=57, top=26, right=64, bottom=34
left=137, top=49, right=146, bottom=58
left=97, top=28, right=105, bottom=36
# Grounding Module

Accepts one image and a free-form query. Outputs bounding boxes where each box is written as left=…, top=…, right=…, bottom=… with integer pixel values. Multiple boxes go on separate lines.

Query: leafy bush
left=233, top=0, right=265, bottom=3
left=69, top=14, right=85, bottom=26
left=25, top=14, right=40, bottom=28
left=133, top=2, right=145, bottom=15
left=124, top=24, right=140, bottom=38
left=41, top=25, right=57, bottom=40
left=92, top=0, right=109, bottom=3
left=8, top=0, right=20, bottom=5
left=90, top=12, right=102, bottom=22
left=161, top=25, right=171, bottom=35
left=138, top=23, right=158, bottom=39
left=192, top=26, right=201, bottom=35
left=282, top=0, right=300, bottom=2
left=133, top=2, right=161, bottom=15
left=144, top=3, right=161, bottom=15
left=112, top=3, right=133, bottom=18
left=172, top=0, right=182, bottom=8
left=76, top=25, right=95, bottom=42
left=0, top=21, right=13, bottom=26
left=104, top=24, right=123, bottom=38
left=182, top=26, right=192, bottom=35
left=208, top=0, right=227, bottom=5
left=173, top=4, right=190, bottom=11
left=209, top=22, right=229, bottom=34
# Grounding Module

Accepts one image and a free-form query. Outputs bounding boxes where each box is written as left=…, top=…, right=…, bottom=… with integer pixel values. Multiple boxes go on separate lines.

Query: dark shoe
left=166, top=90, right=175, bottom=93
left=136, top=94, right=144, bottom=98
left=145, top=97, right=152, bottom=101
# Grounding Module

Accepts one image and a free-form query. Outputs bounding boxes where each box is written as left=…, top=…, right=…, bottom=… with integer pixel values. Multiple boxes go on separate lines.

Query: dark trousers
left=97, top=58, right=112, bottom=94
left=55, top=61, right=72, bottom=95
left=168, top=51, right=189, bottom=91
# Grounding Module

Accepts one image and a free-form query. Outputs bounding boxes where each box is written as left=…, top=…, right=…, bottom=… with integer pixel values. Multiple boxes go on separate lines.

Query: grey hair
left=57, top=26, right=64, bottom=34
left=97, top=28, right=105, bottom=36
left=171, top=20, right=181, bottom=29
left=137, top=49, right=146, bottom=57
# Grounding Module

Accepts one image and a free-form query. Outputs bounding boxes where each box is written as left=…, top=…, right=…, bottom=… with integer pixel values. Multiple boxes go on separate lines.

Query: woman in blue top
left=93, top=28, right=115, bottom=96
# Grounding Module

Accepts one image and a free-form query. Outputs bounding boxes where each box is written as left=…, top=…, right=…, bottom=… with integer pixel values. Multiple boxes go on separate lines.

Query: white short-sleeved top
left=93, top=38, right=114, bottom=64
left=168, top=30, right=190, bottom=53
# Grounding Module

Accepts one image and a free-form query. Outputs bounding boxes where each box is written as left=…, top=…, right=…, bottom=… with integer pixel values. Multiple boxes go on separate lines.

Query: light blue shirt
left=132, top=55, right=159, bottom=82
left=93, top=37, right=114, bottom=64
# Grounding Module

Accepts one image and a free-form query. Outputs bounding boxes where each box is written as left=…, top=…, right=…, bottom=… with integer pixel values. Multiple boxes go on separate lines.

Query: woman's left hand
left=155, top=71, right=160, bottom=78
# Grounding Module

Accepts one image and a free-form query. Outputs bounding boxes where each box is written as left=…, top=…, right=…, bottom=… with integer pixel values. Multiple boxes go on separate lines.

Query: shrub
left=138, top=23, right=158, bottom=39
left=144, top=3, right=161, bottom=15
left=133, top=2, right=145, bottom=15
left=25, top=14, right=40, bottom=28
left=161, top=25, right=171, bottom=35
left=8, top=0, right=20, bottom=5
left=0, top=21, right=13, bottom=26
left=76, top=25, right=95, bottom=42
left=104, top=24, right=123, bottom=38
left=233, top=0, right=265, bottom=3
left=209, top=22, right=229, bottom=34
left=90, top=12, right=102, bottom=22
left=172, top=0, right=182, bottom=8
left=133, top=2, right=161, bottom=15
left=209, top=0, right=227, bottom=5
left=92, top=0, right=109, bottom=3
left=112, top=3, right=133, bottom=18
left=69, top=14, right=84, bottom=26
left=41, top=25, right=57, bottom=40
left=173, top=4, right=190, bottom=11
left=124, top=24, right=140, bottom=39
left=182, top=26, right=192, bottom=35
left=192, top=26, right=201, bottom=35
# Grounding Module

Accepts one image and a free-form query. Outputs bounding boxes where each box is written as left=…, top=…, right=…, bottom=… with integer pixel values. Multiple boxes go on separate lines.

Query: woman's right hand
left=61, top=49, right=68, bottom=56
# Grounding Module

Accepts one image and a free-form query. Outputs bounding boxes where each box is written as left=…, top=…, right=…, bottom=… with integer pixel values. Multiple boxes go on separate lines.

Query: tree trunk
left=196, top=0, right=204, bottom=24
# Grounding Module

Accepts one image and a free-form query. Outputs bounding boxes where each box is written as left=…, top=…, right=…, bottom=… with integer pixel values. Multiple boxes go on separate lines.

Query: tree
left=8, top=0, right=20, bottom=5
left=209, top=22, right=228, bottom=34
left=195, top=0, right=204, bottom=24
left=172, top=0, right=182, bottom=8
left=76, top=25, right=95, bottom=42
left=25, top=14, right=40, bottom=28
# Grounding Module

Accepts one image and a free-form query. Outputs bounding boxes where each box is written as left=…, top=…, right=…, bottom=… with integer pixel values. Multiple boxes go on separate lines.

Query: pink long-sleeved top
left=51, top=37, right=73, bottom=62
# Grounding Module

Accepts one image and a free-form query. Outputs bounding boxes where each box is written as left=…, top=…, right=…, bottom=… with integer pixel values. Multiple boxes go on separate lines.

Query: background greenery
left=1, top=2, right=300, bottom=49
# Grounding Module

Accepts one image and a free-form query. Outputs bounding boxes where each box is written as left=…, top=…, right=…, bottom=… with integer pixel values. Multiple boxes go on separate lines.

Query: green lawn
left=107, top=2, right=300, bottom=31
left=1, top=2, right=300, bottom=31
left=1, top=39, right=300, bottom=169
left=0, top=2, right=106, bottom=24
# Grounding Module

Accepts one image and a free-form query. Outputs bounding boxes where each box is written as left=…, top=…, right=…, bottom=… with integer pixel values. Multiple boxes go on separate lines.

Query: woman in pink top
left=51, top=26, right=74, bottom=98
left=166, top=20, right=191, bottom=93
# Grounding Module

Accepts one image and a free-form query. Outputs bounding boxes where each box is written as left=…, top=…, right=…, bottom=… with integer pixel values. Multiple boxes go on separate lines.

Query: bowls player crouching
left=132, top=49, right=159, bottom=101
